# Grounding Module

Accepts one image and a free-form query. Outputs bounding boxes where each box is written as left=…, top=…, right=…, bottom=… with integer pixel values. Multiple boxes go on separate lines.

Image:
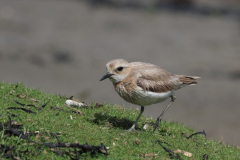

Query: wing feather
left=129, top=62, right=179, bottom=93
left=137, top=76, right=179, bottom=93
left=129, top=62, right=199, bottom=93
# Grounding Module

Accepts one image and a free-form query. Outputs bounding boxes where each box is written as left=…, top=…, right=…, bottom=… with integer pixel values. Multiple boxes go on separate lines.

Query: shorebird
left=100, top=59, right=200, bottom=132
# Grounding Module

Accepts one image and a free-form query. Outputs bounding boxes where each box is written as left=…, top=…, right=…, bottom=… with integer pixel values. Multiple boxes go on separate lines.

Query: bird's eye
left=117, top=67, right=123, bottom=71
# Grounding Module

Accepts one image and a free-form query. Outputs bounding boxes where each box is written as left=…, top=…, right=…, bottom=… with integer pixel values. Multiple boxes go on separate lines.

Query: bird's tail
left=179, top=76, right=201, bottom=86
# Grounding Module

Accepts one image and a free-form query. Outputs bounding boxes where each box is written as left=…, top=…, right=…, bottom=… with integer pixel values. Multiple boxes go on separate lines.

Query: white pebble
left=66, top=100, right=87, bottom=107
left=143, top=124, right=149, bottom=130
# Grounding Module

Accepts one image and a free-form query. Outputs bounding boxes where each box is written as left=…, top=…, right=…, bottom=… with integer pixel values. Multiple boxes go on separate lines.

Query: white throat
left=110, top=74, right=126, bottom=84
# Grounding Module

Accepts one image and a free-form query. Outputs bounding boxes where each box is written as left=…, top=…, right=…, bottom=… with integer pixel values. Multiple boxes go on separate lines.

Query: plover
left=100, top=59, right=200, bottom=132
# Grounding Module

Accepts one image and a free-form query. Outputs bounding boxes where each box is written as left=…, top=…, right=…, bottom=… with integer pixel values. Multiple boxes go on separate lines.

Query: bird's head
left=100, top=59, right=130, bottom=84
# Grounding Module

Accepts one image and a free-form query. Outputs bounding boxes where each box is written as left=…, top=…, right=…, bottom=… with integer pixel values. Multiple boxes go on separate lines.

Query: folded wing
left=134, top=64, right=199, bottom=93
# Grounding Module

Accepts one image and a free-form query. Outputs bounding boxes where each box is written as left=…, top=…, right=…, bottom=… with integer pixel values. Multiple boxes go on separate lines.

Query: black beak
left=100, top=72, right=114, bottom=81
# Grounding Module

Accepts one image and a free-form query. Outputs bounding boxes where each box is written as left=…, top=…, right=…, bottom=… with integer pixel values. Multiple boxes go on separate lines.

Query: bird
left=100, top=59, right=200, bottom=132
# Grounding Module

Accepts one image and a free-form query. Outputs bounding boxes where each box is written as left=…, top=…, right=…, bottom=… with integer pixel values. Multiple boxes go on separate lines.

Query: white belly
left=120, top=90, right=173, bottom=106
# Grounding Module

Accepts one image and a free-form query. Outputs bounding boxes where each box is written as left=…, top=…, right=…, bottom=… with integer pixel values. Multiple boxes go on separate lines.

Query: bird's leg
left=128, top=106, right=144, bottom=132
left=153, top=96, right=176, bottom=133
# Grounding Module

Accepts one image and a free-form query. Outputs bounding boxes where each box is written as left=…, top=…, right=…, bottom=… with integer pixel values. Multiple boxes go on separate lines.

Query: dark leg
left=128, top=106, right=144, bottom=132
left=153, top=96, right=176, bottom=133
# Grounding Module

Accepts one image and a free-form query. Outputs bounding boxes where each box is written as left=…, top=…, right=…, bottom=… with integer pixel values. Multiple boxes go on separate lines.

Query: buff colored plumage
left=100, top=59, right=200, bottom=132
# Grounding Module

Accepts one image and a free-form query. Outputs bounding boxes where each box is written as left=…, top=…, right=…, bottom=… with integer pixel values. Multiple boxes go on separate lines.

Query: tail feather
left=179, top=76, right=200, bottom=85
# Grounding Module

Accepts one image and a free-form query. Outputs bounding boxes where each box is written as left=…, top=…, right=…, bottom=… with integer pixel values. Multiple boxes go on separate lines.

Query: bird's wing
left=128, top=62, right=199, bottom=93
left=137, top=73, right=180, bottom=93
left=129, top=62, right=180, bottom=93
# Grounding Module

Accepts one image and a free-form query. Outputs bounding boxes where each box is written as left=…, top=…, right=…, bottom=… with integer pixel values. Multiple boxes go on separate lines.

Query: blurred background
left=0, top=0, right=240, bottom=144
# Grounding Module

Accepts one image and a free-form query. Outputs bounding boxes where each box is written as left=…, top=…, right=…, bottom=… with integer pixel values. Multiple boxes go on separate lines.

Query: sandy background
left=0, top=0, right=240, bottom=144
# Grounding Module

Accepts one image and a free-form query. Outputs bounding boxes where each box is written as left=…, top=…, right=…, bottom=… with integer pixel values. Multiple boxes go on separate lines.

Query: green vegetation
left=0, top=82, right=239, bottom=159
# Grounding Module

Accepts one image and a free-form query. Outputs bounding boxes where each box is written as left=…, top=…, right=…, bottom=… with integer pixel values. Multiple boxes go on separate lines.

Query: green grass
left=0, top=81, right=240, bottom=159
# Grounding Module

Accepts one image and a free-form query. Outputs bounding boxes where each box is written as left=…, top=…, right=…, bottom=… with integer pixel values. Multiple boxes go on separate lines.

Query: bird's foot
left=153, top=118, right=162, bottom=133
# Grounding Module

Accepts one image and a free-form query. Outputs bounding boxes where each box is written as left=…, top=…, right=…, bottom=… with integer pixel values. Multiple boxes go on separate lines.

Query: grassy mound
left=0, top=82, right=239, bottom=159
